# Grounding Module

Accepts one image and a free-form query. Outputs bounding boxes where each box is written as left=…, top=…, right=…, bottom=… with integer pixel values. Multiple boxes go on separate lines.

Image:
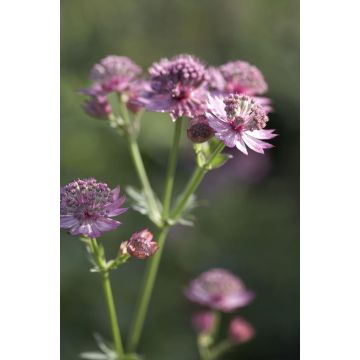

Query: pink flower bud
left=187, top=115, right=214, bottom=143
left=192, top=311, right=215, bottom=334
left=228, top=317, right=255, bottom=343
left=126, top=229, right=158, bottom=259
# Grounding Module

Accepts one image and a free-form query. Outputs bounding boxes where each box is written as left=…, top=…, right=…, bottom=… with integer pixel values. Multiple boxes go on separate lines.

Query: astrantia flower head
left=143, top=54, right=207, bottom=120
left=228, top=317, right=255, bottom=344
left=206, top=94, right=277, bottom=154
left=121, top=228, right=158, bottom=259
left=192, top=311, right=215, bottom=334
left=185, top=268, right=254, bottom=312
left=90, top=55, right=142, bottom=93
left=60, top=178, right=127, bottom=238
left=219, top=60, right=268, bottom=95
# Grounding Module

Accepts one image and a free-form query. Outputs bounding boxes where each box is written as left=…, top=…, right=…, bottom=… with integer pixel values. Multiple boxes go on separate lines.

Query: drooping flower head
left=60, top=178, right=127, bottom=238
left=219, top=60, right=268, bottom=96
left=123, top=80, right=151, bottom=113
left=90, top=55, right=142, bottom=93
left=79, top=84, right=112, bottom=119
left=143, top=54, right=207, bottom=120
left=228, top=317, right=255, bottom=344
left=185, top=268, right=254, bottom=312
left=120, top=228, right=158, bottom=259
left=192, top=311, right=216, bottom=334
left=205, top=94, right=277, bottom=154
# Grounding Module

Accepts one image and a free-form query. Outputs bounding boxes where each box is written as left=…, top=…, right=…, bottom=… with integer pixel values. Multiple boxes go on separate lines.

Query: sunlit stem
left=170, top=142, right=225, bottom=220
left=127, top=118, right=183, bottom=352
left=118, top=101, right=162, bottom=226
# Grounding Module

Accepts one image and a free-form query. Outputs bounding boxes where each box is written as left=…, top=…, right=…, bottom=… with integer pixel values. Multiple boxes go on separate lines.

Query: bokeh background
left=61, top=0, right=299, bottom=359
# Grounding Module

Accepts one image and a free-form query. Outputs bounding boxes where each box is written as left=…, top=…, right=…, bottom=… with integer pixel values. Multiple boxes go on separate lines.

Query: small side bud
left=192, top=311, right=215, bottom=334
left=119, top=241, right=128, bottom=255
left=228, top=317, right=255, bottom=344
left=126, top=229, right=158, bottom=259
left=187, top=115, right=214, bottom=143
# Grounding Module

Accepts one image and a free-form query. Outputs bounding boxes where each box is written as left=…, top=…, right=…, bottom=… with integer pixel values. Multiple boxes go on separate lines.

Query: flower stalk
left=118, top=101, right=162, bottom=226
left=89, top=238, right=125, bottom=360
left=170, top=142, right=225, bottom=221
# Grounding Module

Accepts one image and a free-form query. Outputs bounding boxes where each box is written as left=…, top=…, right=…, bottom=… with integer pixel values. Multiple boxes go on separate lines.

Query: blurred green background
left=61, top=0, right=299, bottom=359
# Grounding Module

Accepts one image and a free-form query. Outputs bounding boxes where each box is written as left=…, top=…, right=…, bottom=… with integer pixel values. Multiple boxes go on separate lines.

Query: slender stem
left=101, top=272, right=125, bottom=359
left=127, top=142, right=226, bottom=353
left=119, top=102, right=161, bottom=226
left=127, top=226, right=170, bottom=352
left=171, top=143, right=225, bottom=220
left=90, top=238, right=124, bottom=360
left=162, top=118, right=183, bottom=219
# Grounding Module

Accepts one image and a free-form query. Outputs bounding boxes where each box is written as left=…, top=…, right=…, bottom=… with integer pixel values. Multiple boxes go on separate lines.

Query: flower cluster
left=186, top=268, right=254, bottom=312
left=186, top=268, right=255, bottom=346
left=80, top=53, right=276, bottom=155
left=68, top=53, right=278, bottom=360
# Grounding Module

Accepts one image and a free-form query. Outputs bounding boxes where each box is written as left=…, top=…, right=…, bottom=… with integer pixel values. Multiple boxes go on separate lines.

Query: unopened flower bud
left=228, top=317, right=255, bottom=343
left=126, top=229, right=158, bottom=259
left=192, top=311, right=215, bottom=334
left=187, top=115, right=214, bottom=143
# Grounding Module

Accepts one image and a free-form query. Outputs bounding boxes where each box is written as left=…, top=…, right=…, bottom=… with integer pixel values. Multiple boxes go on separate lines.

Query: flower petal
left=60, top=215, right=79, bottom=229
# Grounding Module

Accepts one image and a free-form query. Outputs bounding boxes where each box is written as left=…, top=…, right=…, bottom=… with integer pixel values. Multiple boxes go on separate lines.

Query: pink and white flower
left=205, top=94, right=277, bottom=155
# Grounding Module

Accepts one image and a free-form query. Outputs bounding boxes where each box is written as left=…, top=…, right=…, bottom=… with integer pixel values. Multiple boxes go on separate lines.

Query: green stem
left=119, top=102, right=161, bottom=226
left=90, top=238, right=125, bottom=360
left=101, top=272, right=125, bottom=359
left=171, top=143, right=225, bottom=220
left=162, top=118, right=183, bottom=219
left=127, top=226, right=170, bottom=352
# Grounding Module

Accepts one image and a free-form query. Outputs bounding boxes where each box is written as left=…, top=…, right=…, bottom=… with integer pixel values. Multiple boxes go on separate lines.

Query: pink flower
left=205, top=66, right=226, bottom=93
left=142, top=54, right=208, bottom=121
left=228, top=317, right=255, bottom=344
left=185, top=268, right=254, bottom=312
left=124, top=80, right=151, bottom=113
left=90, top=55, right=142, bottom=93
left=80, top=84, right=112, bottom=119
left=60, top=178, right=127, bottom=238
left=219, top=60, right=268, bottom=96
left=205, top=94, right=277, bottom=154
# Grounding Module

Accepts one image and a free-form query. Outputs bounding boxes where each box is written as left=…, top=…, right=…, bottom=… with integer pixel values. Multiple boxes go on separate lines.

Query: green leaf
left=125, top=186, right=162, bottom=225
left=172, top=194, right=199, bottom=227
left=207, top=152, right=233, bottom=170
left=80, top=352, right=108, bottom=360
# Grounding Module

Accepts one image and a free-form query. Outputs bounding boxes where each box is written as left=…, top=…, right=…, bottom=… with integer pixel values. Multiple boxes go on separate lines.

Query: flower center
left=171, top=84, right=190, bottom=100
